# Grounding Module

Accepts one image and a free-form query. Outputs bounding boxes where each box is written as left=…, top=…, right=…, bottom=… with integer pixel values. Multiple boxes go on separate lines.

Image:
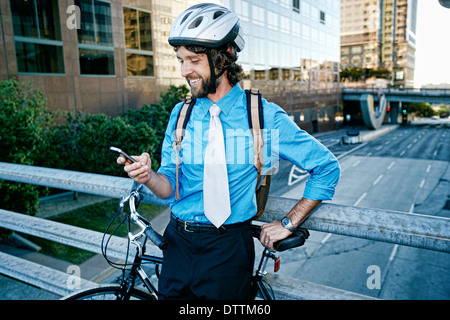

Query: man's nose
left=181, top=62, right=192, bottom=78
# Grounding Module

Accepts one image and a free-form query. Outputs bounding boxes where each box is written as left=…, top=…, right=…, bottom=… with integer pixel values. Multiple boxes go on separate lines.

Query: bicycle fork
left=118, top=249, right=158, bottom=300
left=250, top=248, right=280, bottom=299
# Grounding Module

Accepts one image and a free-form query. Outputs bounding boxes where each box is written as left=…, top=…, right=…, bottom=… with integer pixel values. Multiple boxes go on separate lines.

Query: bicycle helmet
left=169, top=3, right=245, bottom=52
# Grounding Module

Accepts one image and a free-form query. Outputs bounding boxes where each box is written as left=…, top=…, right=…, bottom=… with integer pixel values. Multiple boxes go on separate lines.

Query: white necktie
left=203, top=104, right=231, bottom=227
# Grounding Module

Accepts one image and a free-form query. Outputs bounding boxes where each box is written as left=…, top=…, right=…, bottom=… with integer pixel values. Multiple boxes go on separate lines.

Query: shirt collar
left=198, top=83, right=243, bottom=117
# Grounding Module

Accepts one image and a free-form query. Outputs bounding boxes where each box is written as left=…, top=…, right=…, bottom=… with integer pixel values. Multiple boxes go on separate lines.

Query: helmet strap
left=205, top=48, right=227, bottom=95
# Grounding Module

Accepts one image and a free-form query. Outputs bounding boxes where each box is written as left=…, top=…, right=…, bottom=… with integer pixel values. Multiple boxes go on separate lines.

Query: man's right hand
left=117, top=152, right=152, bottom=185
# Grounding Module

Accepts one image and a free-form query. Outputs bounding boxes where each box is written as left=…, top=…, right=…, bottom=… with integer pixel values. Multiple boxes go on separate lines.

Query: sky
left=414, top=0, right=450, bottom=87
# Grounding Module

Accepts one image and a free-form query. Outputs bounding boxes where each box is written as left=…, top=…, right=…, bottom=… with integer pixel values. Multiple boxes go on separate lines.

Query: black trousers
left=158, top=217, right=255, bottom=300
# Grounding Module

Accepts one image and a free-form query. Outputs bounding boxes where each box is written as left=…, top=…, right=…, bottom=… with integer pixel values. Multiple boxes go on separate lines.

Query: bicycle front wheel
left=62, top=284, right=156, bottom=300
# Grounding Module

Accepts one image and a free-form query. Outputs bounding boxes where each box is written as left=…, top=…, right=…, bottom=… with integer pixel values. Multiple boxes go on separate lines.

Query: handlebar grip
left=144, top=226, right=168, bottom=250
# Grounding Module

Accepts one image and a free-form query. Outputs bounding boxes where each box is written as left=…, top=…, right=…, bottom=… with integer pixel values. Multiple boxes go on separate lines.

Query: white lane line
left=400, top=150, right=406, bottom=156
left=389, top=244, right=399, bottom=261
left=373, top=174, right=384, bottom=186
left=387, top=161, right=396, bottom=170
left=354, top=192, right=367, bottom=206
left=321, top=233, right=333, bottom=244
left=353, top=160, right=361, bottom=167
left=420, top=179, right=425, bottom=188
left=426, top=164, right=431, bottom=173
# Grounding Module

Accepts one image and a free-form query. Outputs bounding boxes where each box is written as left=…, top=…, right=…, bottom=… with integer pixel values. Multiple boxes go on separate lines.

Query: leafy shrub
left=0, top=79, right=55, bottom=218
left=0, top=79, right=188, bottom=225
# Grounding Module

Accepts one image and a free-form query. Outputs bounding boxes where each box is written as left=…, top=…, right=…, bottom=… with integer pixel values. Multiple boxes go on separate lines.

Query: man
left=118, top=3, right=340, bottom=300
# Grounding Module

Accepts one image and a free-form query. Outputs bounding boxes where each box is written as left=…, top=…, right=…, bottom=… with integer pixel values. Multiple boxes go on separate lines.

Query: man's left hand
left=259, top=221, right=292, bottom=250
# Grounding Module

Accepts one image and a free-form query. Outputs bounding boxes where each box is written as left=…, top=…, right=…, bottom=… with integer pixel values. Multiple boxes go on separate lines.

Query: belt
left=170, top=214, right=250, bottom=233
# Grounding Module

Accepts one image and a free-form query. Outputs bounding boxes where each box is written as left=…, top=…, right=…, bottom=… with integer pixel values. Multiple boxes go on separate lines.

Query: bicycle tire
left=61, top=284, right=156, bottom=300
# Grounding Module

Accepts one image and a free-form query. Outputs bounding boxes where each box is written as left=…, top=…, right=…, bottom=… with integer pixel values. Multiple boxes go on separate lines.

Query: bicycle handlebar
left=128, top=190, right=168, bottom=250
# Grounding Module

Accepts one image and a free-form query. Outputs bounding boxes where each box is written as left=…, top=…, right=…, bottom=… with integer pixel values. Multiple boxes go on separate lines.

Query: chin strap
left=205, top=48, right=228, bottom=94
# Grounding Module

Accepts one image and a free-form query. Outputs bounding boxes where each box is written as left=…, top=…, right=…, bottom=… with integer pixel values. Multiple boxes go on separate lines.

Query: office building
left=0, top=0, right=341, bottom=132
left=340, top=0, right=418, bottom=87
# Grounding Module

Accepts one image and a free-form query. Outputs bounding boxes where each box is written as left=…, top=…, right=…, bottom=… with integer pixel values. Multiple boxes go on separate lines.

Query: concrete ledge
left=0, top=209, right=163, bottom=260
left=0, top=251, right=98, bottom=297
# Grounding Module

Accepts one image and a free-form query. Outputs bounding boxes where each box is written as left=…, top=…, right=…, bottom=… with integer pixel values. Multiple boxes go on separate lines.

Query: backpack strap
left=245, top=88, right=266, bottom=188
left=172, top=96, right=196, bottom=200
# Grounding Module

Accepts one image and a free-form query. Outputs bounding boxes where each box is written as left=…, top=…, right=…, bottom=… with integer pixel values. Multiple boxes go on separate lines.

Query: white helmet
left=169, top=3, right=245, bottom=52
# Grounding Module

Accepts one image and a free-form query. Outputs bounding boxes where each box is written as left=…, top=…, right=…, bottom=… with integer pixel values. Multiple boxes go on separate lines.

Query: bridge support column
left=389, top=101, right=399, bottom=124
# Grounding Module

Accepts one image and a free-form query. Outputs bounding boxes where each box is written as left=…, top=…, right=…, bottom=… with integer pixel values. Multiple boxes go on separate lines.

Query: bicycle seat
left=251, top=224, right=309, bottom=252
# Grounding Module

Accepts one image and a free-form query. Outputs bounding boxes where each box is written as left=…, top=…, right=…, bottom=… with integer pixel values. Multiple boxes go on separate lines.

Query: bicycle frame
left=104, top=188, right=306, bottom=300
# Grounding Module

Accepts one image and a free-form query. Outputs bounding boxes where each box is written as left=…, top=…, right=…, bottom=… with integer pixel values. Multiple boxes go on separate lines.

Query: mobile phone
left=110, top=146, right=137, bottom=163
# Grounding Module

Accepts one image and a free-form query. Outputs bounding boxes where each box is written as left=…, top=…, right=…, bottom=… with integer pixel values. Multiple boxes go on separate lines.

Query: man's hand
left=117, top=152, right=152, bottom=185
left=259, top=198, right=321, bottom=250
left=259, top=221, right=292, bottom=250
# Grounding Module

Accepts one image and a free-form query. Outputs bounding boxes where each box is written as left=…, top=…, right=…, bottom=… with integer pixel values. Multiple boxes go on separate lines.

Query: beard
left=187, top=74, right=222, bottom=98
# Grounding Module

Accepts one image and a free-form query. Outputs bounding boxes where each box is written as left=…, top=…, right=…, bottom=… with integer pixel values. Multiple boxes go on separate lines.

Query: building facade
left=0, top=0, right=341, bottom=132
left=340, top=0, right=417, bottom=87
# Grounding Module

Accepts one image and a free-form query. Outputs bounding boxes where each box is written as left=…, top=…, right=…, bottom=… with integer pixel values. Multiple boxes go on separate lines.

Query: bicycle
left=62, top=185, right=309, bottom=300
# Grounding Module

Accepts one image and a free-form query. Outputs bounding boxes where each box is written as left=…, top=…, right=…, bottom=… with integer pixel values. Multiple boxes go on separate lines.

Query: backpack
left=172, top=88, right=270, bottom=219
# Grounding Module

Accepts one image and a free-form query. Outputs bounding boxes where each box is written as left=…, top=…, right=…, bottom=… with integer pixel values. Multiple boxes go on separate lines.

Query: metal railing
left=1, top=162, right=449, bottom=299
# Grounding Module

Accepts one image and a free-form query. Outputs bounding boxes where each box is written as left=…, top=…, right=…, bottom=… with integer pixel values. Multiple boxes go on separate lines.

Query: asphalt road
left=269, top=120, right=450, bottom=299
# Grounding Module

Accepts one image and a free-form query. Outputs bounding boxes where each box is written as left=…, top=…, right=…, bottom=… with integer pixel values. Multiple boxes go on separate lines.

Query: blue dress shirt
left=157, top=83, right=340, bottom=224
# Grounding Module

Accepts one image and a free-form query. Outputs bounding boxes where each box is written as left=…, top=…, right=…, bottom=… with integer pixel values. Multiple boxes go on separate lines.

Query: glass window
left=10, top=0, right=64, bottom=74
left=15, top=41, right=65, bottom=73
left=79, top=48, right=115, bottom=75
left=123, top=6, right=154, bottom=77
left=293, top=0, right=300, bottom=13
left=76, top=0, right=115, bottom=75
left=126, top=53, right=154, bottom=77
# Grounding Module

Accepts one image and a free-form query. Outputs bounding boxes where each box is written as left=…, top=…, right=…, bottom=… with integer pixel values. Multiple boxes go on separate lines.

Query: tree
left=408, top=102, right=436, bottom=117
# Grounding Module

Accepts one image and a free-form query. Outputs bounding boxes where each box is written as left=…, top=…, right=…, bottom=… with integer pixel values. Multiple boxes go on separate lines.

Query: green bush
left=0, top=79, right=188, bottom=226
left=0, top=79, right=55, bottom=218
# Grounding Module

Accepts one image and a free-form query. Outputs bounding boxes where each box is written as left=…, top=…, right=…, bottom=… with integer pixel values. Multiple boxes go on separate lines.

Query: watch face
left=282, top=217, right=289, bottom=227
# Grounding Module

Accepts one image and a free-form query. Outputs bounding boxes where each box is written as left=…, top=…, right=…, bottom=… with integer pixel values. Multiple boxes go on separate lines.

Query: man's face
left=176, top=46, right=213, bottom=98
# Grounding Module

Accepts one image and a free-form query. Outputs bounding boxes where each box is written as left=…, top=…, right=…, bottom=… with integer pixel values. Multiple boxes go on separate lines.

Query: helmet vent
left=188, top=16, right=203, bottom=29
left=213, top=11, right=225, bottom=19
left=180, top=12, right=192, bottom=25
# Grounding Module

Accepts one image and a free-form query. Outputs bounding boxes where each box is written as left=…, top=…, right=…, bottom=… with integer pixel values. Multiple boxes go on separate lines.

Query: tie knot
left=209, top=104, right=221, bottom=117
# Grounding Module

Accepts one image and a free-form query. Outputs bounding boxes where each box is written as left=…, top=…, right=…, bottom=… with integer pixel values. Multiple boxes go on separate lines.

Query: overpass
left=0, top=163, right=449, bottom=300
left=342, top=87, right=450, bottom=129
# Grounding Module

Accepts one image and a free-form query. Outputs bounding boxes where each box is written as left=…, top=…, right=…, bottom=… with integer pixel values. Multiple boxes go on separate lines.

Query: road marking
left=426, top=164, right=431, bottom=173
left=321, top=233, right=332, bottom=244
left=376, top=146, right=383, bottom=151
left=409, top=203, right=415, bottom=213
left=353, top=160, right=361, bottom=167
left=373, top=174, right=384, bottom=186
left=400, top=150, right=406, bottom=156
left=354, top=192, right=367, bottom=206
left=387, top=161, right=396, bottom=170
left=287, top=165, right=309, bottom=186
left=389, top=244, right=399, bottom=261
left=420, top=179, right=425, bottom=188
left=407, top=144, right=412, bottom=149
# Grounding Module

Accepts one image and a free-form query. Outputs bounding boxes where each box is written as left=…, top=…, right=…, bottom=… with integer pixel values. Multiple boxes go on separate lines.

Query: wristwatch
left=281, top=216, right=295, bottom=232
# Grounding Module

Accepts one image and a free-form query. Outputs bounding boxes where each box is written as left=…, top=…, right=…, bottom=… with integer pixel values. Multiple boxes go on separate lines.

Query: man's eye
left=191, top=59, right=199, bottom=64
